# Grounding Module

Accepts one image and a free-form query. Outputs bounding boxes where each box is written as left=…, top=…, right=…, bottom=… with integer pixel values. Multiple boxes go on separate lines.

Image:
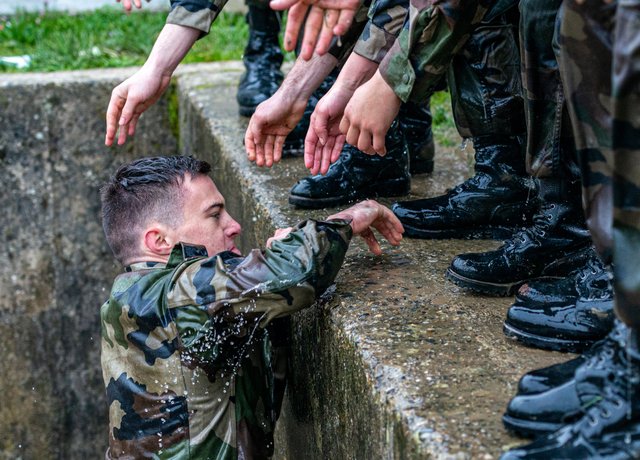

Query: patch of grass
left=430, top=90, right=458, bottom=148
left=0, top=7, right=250, bottom=72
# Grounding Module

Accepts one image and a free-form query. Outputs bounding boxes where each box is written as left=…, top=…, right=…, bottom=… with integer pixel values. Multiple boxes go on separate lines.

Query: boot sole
left=289, top=179, right=410, bottom=209
left=502, top=322, right=596, bottom=353
left=502, top=414, right=564, bottom=439
left=403, top=223, right=516, bottom=240
left=445, top=269, right=522, bottom=296
left=410, top=159, right=434, bottom=175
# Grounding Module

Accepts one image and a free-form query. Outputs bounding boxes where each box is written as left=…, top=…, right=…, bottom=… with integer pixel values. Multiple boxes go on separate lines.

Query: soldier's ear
left=144, top=225, right=173, bottom=257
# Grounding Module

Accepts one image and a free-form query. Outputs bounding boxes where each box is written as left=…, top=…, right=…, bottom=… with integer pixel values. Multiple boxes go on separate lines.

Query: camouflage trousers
left=447, top=4, right=525, bottom=140
left=520, top=0, right=580, bottom=182
left=559, top=0, right=640, bottom=328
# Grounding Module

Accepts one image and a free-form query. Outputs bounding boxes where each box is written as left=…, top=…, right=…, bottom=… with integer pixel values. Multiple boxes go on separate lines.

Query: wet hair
left=100, top=156, right=211, bottom=264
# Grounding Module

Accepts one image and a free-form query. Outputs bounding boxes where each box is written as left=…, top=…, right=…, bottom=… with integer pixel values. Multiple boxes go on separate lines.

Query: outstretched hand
left=339, top=71, right=401, bottom=156
left=272, top=0, right=361, bottom=60
left=116, top=0, right=149, bottom=12
left=304, top=83, right=352, bottom=175
left=328, top=200, right=404, bottom=255
left=105, top=66, right=171, bottom=146
left=245, top=91, right=307, bottom=167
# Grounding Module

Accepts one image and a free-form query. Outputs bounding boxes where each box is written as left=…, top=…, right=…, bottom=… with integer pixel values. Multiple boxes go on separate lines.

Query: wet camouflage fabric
left=446, top=7, right=524, bottom=139
left=353, top=0, right=410, bottom=63
left=519, top=0, right=580, bottom=181
left=101, top=219, right=352, bottom=459
left=559, top=0, right=640, bottom=328
left=378, top=0, right=495, bottom=103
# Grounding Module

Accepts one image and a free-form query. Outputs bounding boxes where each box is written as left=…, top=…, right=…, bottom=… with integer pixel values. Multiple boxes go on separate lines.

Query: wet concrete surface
left=176, top=64, right=573, bottom=459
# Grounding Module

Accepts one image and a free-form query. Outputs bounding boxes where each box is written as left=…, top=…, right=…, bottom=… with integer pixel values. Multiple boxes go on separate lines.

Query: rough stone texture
left=1, top=63, right=573, bottom=459
left=0, top=68, right=178, bottom=460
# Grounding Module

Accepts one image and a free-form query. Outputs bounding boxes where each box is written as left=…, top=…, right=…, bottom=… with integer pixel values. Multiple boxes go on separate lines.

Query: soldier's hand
left=328, top=200, right=404, bottom=255
left=116, top=0, right=149, bottom=13
left=339, top=71, right=401, bottom=156
left=273, top=0, right=361, bottom=60
left=105, top=66, right=172, bottom=146
left=245, top=91, right=308, bottom=167
left=266, top=227, right=294, bottom=248
left=305, top=83, right=353, bottom=175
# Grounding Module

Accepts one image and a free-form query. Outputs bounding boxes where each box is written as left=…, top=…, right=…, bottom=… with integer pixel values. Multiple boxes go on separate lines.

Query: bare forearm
left=144, top=23, right=200, bottom=76
left=335, top=52, right=379, bottom=91
left=277, top=53, right=340, bottom=104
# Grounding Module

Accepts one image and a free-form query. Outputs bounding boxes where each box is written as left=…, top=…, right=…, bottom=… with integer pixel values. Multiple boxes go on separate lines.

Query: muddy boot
left=398, top=100, right=435, bottom=175
left=236, top=6, right=283, bottom=117
left=501, top=326, right=640, bottom=457
left=503, top=249, right=615, bottom=353
left=288, top=121, right=410, bottom=209
left=392, top=135, right=534, bottom=239
left=447, top=178, right=593, bottom=296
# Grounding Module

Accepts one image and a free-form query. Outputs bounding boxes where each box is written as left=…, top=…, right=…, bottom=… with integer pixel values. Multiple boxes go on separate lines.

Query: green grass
left=0, top=7, right=250, bottom=72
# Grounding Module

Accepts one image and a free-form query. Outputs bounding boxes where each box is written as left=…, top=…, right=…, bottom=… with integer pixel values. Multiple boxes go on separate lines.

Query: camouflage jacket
left=378, top=0, right=496, bottom=103
left=166, top=0, right=230, bottom=36
left=101, top=219, right=352, bottom=459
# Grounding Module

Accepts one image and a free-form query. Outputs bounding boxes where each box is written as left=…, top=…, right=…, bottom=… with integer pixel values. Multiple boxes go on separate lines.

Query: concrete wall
left=0, top=70, right=178, bottom=460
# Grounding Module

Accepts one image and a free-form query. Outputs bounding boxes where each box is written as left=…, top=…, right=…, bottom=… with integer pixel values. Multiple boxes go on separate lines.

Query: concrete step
left=174, top=64, right=572, bottom=459
left=0, top=63, right=571, bottom=459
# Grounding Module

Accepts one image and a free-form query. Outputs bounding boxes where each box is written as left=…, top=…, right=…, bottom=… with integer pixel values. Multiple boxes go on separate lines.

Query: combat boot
left=501, top=327, right=640, bottom=459
left=398, top=101, right=435, bottom=175
left=288, top=121, right=410, bottom=209
left=515, top=322, right=627, bottom=396
left=447, top=178, right=592, bottom=296
left=393, top=135, right=533, bottom=239
left=503, top=250, right=615, bottom=352
left=236, top=6, right=284, bottom=117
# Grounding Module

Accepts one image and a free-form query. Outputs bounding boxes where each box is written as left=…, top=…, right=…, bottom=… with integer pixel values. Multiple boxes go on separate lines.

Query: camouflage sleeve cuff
left=166, top=3, right=222, bottom=37
left=378, top=39, right=416, bottom=103
left=353, top=22, right=398, bottom=64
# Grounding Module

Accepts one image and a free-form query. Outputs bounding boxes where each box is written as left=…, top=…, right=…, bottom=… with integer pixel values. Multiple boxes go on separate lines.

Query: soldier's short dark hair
left=100, top=156, right=212, bottom=264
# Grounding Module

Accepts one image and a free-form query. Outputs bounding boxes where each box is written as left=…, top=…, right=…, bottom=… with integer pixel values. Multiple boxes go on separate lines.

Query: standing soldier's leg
left=500, top=2, right=640, bottom=456
left=237, top=0, right=284, bottom=116
left=392, top=5, right=534, bottom=240
left=446, top=0, right=593, bottom=296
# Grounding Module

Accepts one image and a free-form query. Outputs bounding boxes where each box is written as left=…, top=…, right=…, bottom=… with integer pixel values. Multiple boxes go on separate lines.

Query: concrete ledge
left=0, top=63, right=570, bottom=459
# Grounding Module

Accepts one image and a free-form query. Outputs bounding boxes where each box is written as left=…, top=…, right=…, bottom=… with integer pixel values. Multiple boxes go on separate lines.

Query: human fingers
left=127, top=112, right=141, bottom=136
left=330, top=134, right=345, bottom=164
left=133, top=0, right=142, bottom=7
left=344, top=125, right=360, bottom=149
left=283, top=3, right=308, bottom=51
left=359, top=227, right=382, bottom=255
left=263, top=135, right=275, bottom=167
left=356, top=129, right=375, bottom=155
left=315, top=9, right=339, bottom=56
left=245, top=129, right=257, bottom=162
left=269, top=0, right=299, bottom=10
left=304, top=127, right=320, bottom=170
left=300, top=6, right=324, bottom=60
left=372, top=128, right=387, bottom=156
left=319, top=137, right=335, bottom=175
left=333, top=8, right=356, bottom=35
left=105, top=92, right=125, bottom=146
left=274, top=135, right=285, bottom=164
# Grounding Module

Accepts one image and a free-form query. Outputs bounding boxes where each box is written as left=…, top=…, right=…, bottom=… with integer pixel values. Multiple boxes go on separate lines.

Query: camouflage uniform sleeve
left=378, top=0, right=494, bottom=102
left=168, top=219, right=352, bottom=347
left=353, top=0, right=409, bottom=64
left=167, top=0, right=229, bottom=36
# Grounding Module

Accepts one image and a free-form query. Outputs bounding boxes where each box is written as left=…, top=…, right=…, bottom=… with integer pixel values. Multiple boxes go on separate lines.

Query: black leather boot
left=288, top=121, right=410, bottom=209
left=398, top=100, right=435, bottom=175
left=393, top=135, right=534, bottom=239
left=236, top=6, right=284, bottom=117
left=503, top=250, right=615, bottom=352
left=447, top=178, right=593, bottom=295
left=501, top=327, right=640, bottom=458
